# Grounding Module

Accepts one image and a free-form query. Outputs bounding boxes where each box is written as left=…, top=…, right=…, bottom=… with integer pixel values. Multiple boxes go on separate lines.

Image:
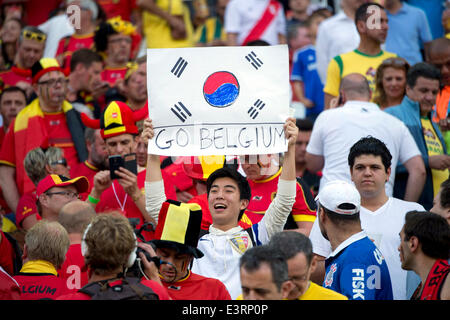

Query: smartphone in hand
left=109, top=153, right=138, bottom=180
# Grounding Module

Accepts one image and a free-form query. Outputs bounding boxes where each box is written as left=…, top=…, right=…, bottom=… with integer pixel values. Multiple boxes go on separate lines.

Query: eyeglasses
left=22, top=30, right=46, bottom=43
left=37, top=78, right=68, bottom=87
left=50, top=158, right=67, bottom=167
left=45, top=191, right=79, bottom=199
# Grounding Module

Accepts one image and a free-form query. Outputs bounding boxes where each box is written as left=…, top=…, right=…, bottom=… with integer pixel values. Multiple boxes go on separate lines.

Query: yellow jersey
left=421, top=116, right=449, bottom=196
left=324, top=49, right=397, bottom=97
left=298, top=281, right=348, bottom=300
left=235, top=282, right=348, bottom=300
left=142, top=0, right=194, bottom=48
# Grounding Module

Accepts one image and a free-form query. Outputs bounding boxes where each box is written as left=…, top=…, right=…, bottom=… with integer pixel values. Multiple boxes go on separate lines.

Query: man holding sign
left=143, top=116, right=298, bottom=300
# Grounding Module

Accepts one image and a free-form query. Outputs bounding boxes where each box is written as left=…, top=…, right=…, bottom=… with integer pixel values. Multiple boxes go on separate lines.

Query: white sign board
left=147, top=45, right=290, bottom=156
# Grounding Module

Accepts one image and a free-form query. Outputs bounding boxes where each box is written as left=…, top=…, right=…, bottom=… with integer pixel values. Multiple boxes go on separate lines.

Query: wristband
left=88, top=195, right=100, bottom=204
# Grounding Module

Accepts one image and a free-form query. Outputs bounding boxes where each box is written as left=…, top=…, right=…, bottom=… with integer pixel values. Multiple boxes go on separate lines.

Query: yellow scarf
left=20, top=260, right=58, bottom=276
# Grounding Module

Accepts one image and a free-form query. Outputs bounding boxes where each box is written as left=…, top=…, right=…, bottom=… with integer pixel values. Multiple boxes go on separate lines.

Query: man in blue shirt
left=291, top=40, right=324, bottom=121
left=384, top=0, right=432, bottom=66
left=316, top=180, right=394, bottom=300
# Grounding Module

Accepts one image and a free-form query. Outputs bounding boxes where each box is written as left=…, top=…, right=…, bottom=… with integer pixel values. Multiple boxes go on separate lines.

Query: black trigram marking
left=171, top=57, right=188, bottom=78
left=170, top=101, right=192, bottom=122
left=245, top=51, right=263, bottom=70
left=247, top=99, right=266, bottom=119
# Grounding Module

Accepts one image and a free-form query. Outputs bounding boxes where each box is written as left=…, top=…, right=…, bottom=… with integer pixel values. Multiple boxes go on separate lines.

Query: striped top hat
left=81, top=100, right=147, bottom=139
left=31, top=58, right=67, bottom=84
left=152, top=200, right=204, bottom=258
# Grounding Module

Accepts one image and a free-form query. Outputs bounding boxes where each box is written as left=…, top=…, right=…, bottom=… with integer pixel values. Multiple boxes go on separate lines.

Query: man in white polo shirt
left=309, top=136, right=425, bottom=300
left=224, top=0, right=287, bottom=46
left=305, top=73, right=426, bottom=203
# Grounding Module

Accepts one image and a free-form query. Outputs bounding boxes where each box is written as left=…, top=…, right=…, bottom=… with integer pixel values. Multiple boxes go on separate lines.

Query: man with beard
left=69, top=128, right=108, bottom=197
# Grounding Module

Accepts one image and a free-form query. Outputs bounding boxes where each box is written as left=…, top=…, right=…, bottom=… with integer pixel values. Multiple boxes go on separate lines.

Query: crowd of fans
left=0, top=0, right=449, bottom=301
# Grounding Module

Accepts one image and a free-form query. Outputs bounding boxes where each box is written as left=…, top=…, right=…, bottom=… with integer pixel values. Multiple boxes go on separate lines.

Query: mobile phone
left=109, top=155, right=124, bottom=180
left=109, top=154, right=138, bottom=180
left=123, top=153, right=137, bottom=175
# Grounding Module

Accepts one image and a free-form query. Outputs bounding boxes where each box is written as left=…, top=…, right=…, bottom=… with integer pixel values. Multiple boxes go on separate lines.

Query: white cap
left=315, top=180, right=360, bottom=215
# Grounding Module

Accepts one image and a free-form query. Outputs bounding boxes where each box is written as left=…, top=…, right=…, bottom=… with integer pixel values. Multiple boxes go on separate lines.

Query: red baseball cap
left=37, top=174, right=90, bottom=197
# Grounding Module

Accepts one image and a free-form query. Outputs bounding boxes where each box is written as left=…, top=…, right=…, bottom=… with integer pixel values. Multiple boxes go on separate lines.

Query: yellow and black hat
left=31, top=58, right=66, bottom=84
left=152, top=200, right=203, bottom=258
left=81, top=100, right=147, bottom=140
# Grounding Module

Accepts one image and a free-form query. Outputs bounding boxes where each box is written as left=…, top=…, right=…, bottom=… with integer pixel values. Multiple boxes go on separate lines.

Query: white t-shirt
left=306, top=100, right=421, bottom=196
left=224, top=0, right=286, bottom=45
left=315, top=11, right=360, bottom=84
left=309, top=197, right=425, bottom=300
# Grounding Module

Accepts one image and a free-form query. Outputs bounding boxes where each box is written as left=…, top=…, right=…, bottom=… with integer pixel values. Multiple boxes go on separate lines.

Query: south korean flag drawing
left=146, top=45, right=290, bottom=156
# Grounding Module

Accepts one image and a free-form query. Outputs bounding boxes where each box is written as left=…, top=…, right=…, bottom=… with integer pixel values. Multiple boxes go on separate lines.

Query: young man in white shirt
left=143, top=117, right=298, bottom=299
left=309, top=136, right=425, bottom=300
left=305, top=73, right=426, bottom=203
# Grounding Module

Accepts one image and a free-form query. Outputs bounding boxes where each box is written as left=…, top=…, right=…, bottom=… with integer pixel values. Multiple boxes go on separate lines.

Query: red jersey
left=162, top=271, right=231, bottom=300
left=101, top=67, right=127, bottom=86
left=15, top=192, right=38, bottom=229
left=163, top=160, right=196, bottom=196
left=58, top=244, right=88, bottom=292
left=245, top=168, right=316, bottom=226
left=55, top=33, right=95, bottom=69
left=0, top=126, right=5, bottom=146
left=70, top=160, right=100, bottom=199
left=0, top=100, right=83, bottom=195
left=0, top=266, right=20, bottom=300
left=43, top=111, right=80, bottom=169
left=0, top=65, right=32, bottom=88
left=97, top=0, right=137, bottom=21
left=95, top=169, right=176, bottom=241
left=14, top=260, right=69, bottom=300
left=56, top=278, right=171, bottom=300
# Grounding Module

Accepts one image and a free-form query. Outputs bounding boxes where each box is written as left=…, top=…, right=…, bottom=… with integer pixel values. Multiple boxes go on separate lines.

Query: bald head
left=58, top=200, right=96, bottom=234
left=427, top=38, right=450, bottom=86
left=428, top=38, right=450, bottom=58
left=339, top=73, right=371, bottom=101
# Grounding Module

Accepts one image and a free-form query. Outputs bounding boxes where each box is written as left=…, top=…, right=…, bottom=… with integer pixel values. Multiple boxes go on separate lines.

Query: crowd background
left=0, top=0, right=449, bottom=301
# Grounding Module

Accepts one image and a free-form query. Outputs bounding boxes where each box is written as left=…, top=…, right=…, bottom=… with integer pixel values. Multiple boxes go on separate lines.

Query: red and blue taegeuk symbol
left=203, top=71, right=240, bottom=108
